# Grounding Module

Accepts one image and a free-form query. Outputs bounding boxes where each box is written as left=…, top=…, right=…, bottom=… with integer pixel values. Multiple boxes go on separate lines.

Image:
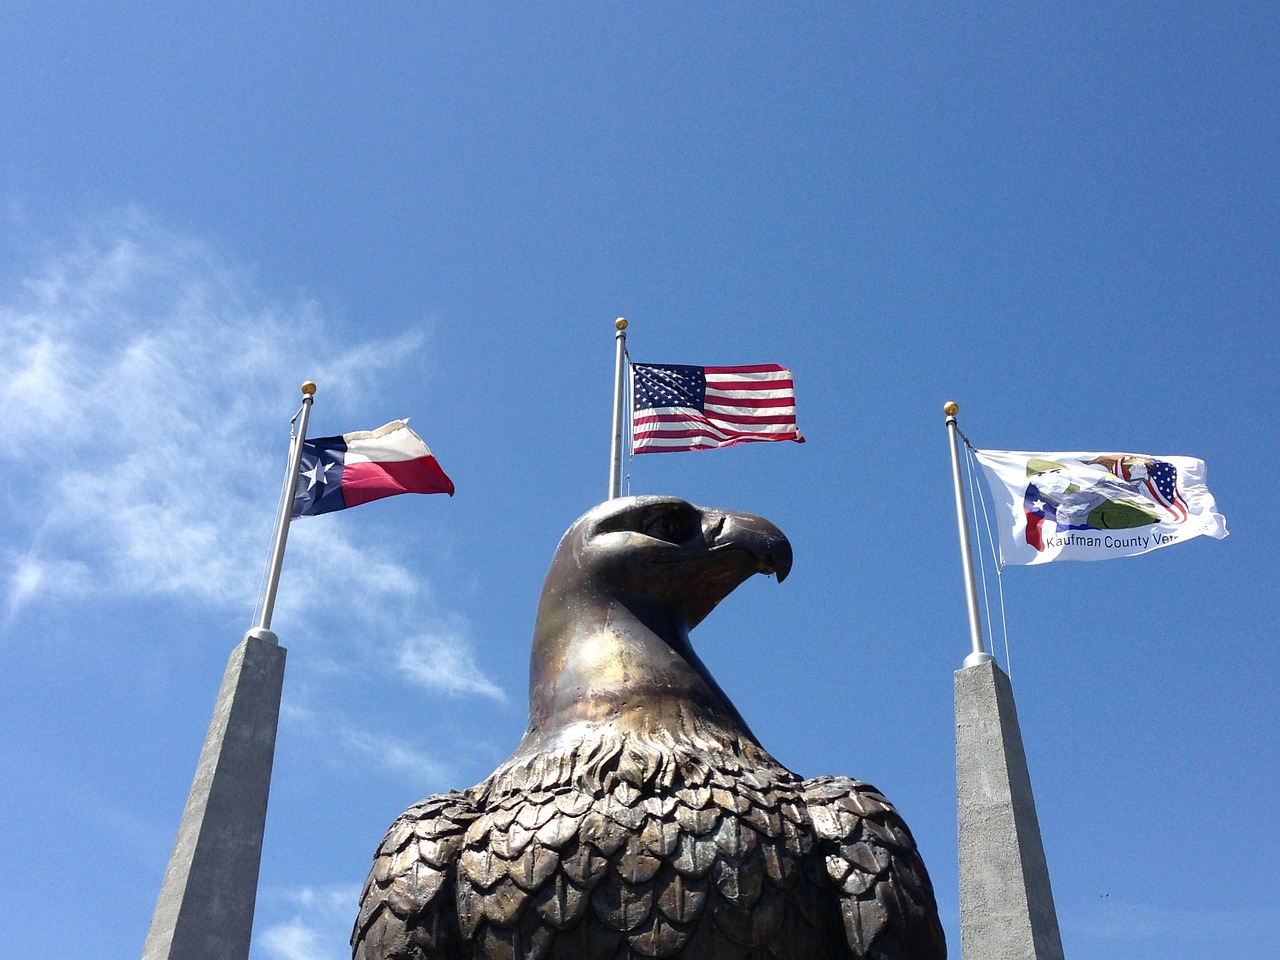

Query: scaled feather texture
left=353, top=496, right=946, bottom=960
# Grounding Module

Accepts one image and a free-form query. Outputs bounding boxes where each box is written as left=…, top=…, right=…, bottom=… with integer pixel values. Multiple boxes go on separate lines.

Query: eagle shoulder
left=802, top=776, right=946, bottom=959
left=352, top=792, right=479, bottom=960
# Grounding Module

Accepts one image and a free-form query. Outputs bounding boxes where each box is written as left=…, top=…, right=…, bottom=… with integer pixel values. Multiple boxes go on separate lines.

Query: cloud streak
left=280, top=702, right=454, bottom=784
left=255, top=884, right=361, bottom=960
left=0, top=209, right=502, bottom=703
left=398, top=627, right=507, bottom=701
left=1, top=213, right=335, bottom=611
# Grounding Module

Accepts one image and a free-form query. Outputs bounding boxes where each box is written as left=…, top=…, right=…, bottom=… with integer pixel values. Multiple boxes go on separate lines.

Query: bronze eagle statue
left=352, top=495, right=946, bottom=960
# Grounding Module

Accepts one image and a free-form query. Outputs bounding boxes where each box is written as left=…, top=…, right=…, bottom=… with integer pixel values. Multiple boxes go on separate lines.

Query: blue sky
left=2, top=5, right=1277, bottom=959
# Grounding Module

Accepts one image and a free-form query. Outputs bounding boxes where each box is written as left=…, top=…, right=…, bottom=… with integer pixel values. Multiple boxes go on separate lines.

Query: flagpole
left=946, top=400, right=1066, bottom=959
left=144, top=386, right=313, bottom=960
left=253, top=380, right=316, bottom=636
left=608, top=317, right=628, bottom=500
left=944, top=401, right=992, bottom=668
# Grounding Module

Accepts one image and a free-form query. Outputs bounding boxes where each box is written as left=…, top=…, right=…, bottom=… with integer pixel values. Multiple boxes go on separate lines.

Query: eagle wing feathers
left=354, top=742, right=942, bottom=959
left=354, top=794, right=478, bottom=959
left=803, top=777, right=947, bottom=959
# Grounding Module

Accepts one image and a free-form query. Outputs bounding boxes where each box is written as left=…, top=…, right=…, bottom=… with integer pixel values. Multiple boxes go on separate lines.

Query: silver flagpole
left=947, top=400, right=1065, bottom=960
left=253, top=380, right=316, bottom=636
left=944, top=401, right=992, bottom=668
left=608, top=318, right=628, bottom=500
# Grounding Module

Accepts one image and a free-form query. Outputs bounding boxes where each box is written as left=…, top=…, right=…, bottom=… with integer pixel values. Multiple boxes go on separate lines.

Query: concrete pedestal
left=955, top=659, right=1064, bottom=960
left=142, top=633, right=287, bottom=960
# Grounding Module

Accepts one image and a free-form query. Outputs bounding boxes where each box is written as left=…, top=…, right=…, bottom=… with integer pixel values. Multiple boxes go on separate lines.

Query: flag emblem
left=631, top=362, right=803, bottom=454
left=975, top=449, right=1227, bottom=565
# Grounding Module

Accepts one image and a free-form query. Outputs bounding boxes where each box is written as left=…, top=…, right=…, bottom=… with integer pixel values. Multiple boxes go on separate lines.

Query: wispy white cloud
left=257, top=918, right=331, bottom=960
left=0, top=209, right=502, bottom=701
left=280, top=703, right=452, bottom=783
left=255, top=884, right=360, bottom=960
left=398, top=626, right=507, bottom=701
left=0, top=212, right=415, bottom=610
left=334, top=722, right=450, bottom=781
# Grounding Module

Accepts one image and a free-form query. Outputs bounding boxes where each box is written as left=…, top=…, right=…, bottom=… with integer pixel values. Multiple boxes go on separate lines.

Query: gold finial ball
left=943, top=401, right=959, bottom=416
left=301, top=381, right=317, bottom=396
left=615, top=317, right=628, bottom=330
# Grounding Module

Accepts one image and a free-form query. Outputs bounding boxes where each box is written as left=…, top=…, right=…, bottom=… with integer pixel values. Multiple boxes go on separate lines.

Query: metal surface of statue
left=352, top=496, right=946, bottom=960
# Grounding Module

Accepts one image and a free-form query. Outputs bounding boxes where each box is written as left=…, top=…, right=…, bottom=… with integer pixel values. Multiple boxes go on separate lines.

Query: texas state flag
left=291, top=420, right=454, bottom=518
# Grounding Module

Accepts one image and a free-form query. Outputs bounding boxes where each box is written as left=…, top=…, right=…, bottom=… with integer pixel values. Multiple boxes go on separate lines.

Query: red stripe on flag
left=633, top=420, right=802, bottom=447
left=342, top=457, right=455, bottom=507
left=703, top=378, right=794, bottom=392
left=702, top=364, right=788, bottom=375
left=703, top=395, right=796, bottom=409
left=635, top=425, right=796, bottom=440
left=635, top=433, right=801, bottom=453
left=697, top=413, right=798, bottom=426
left=633, top=411, right=797, bottom=428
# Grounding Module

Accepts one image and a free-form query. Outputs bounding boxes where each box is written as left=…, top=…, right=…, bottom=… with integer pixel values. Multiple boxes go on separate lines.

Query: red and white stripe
left=632, top=364, right=803, bottom=453
left=341, top=420, right=454, bottom=505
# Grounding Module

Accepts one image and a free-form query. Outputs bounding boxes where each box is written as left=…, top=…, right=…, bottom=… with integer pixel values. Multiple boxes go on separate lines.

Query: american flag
left=630, top=362, right=804, bottom=454
left=1118, top=456, right=1189, bottom=522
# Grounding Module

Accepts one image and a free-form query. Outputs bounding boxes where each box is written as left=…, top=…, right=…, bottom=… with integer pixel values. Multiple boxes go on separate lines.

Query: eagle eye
left=639, top=506, right=697, bottom=544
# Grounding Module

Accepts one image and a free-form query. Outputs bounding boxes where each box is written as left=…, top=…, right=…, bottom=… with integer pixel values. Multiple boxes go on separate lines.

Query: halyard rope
left=961, top=434, right=1014, bottom=677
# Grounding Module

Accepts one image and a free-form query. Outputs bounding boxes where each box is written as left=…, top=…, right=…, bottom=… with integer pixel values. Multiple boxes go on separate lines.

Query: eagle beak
left=769, top=543, right=793, bottom=583
left=660, top=509, right=790, bottom=630
left=708, top=510, right=793, bottom=583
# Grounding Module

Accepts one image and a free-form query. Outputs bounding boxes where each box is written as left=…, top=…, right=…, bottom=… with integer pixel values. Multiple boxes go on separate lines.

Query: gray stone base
left=955, top=659, right=1064, bottom=960
left=143, top=633, right=287, bottom=960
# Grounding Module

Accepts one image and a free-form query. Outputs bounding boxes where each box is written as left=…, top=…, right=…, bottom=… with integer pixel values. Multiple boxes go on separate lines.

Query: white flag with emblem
left=974, top=449, right=1227, bottom=565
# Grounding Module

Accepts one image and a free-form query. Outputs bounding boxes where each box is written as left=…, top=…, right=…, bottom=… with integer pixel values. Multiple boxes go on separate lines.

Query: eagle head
left=517, top=496, right=791, bottom=756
